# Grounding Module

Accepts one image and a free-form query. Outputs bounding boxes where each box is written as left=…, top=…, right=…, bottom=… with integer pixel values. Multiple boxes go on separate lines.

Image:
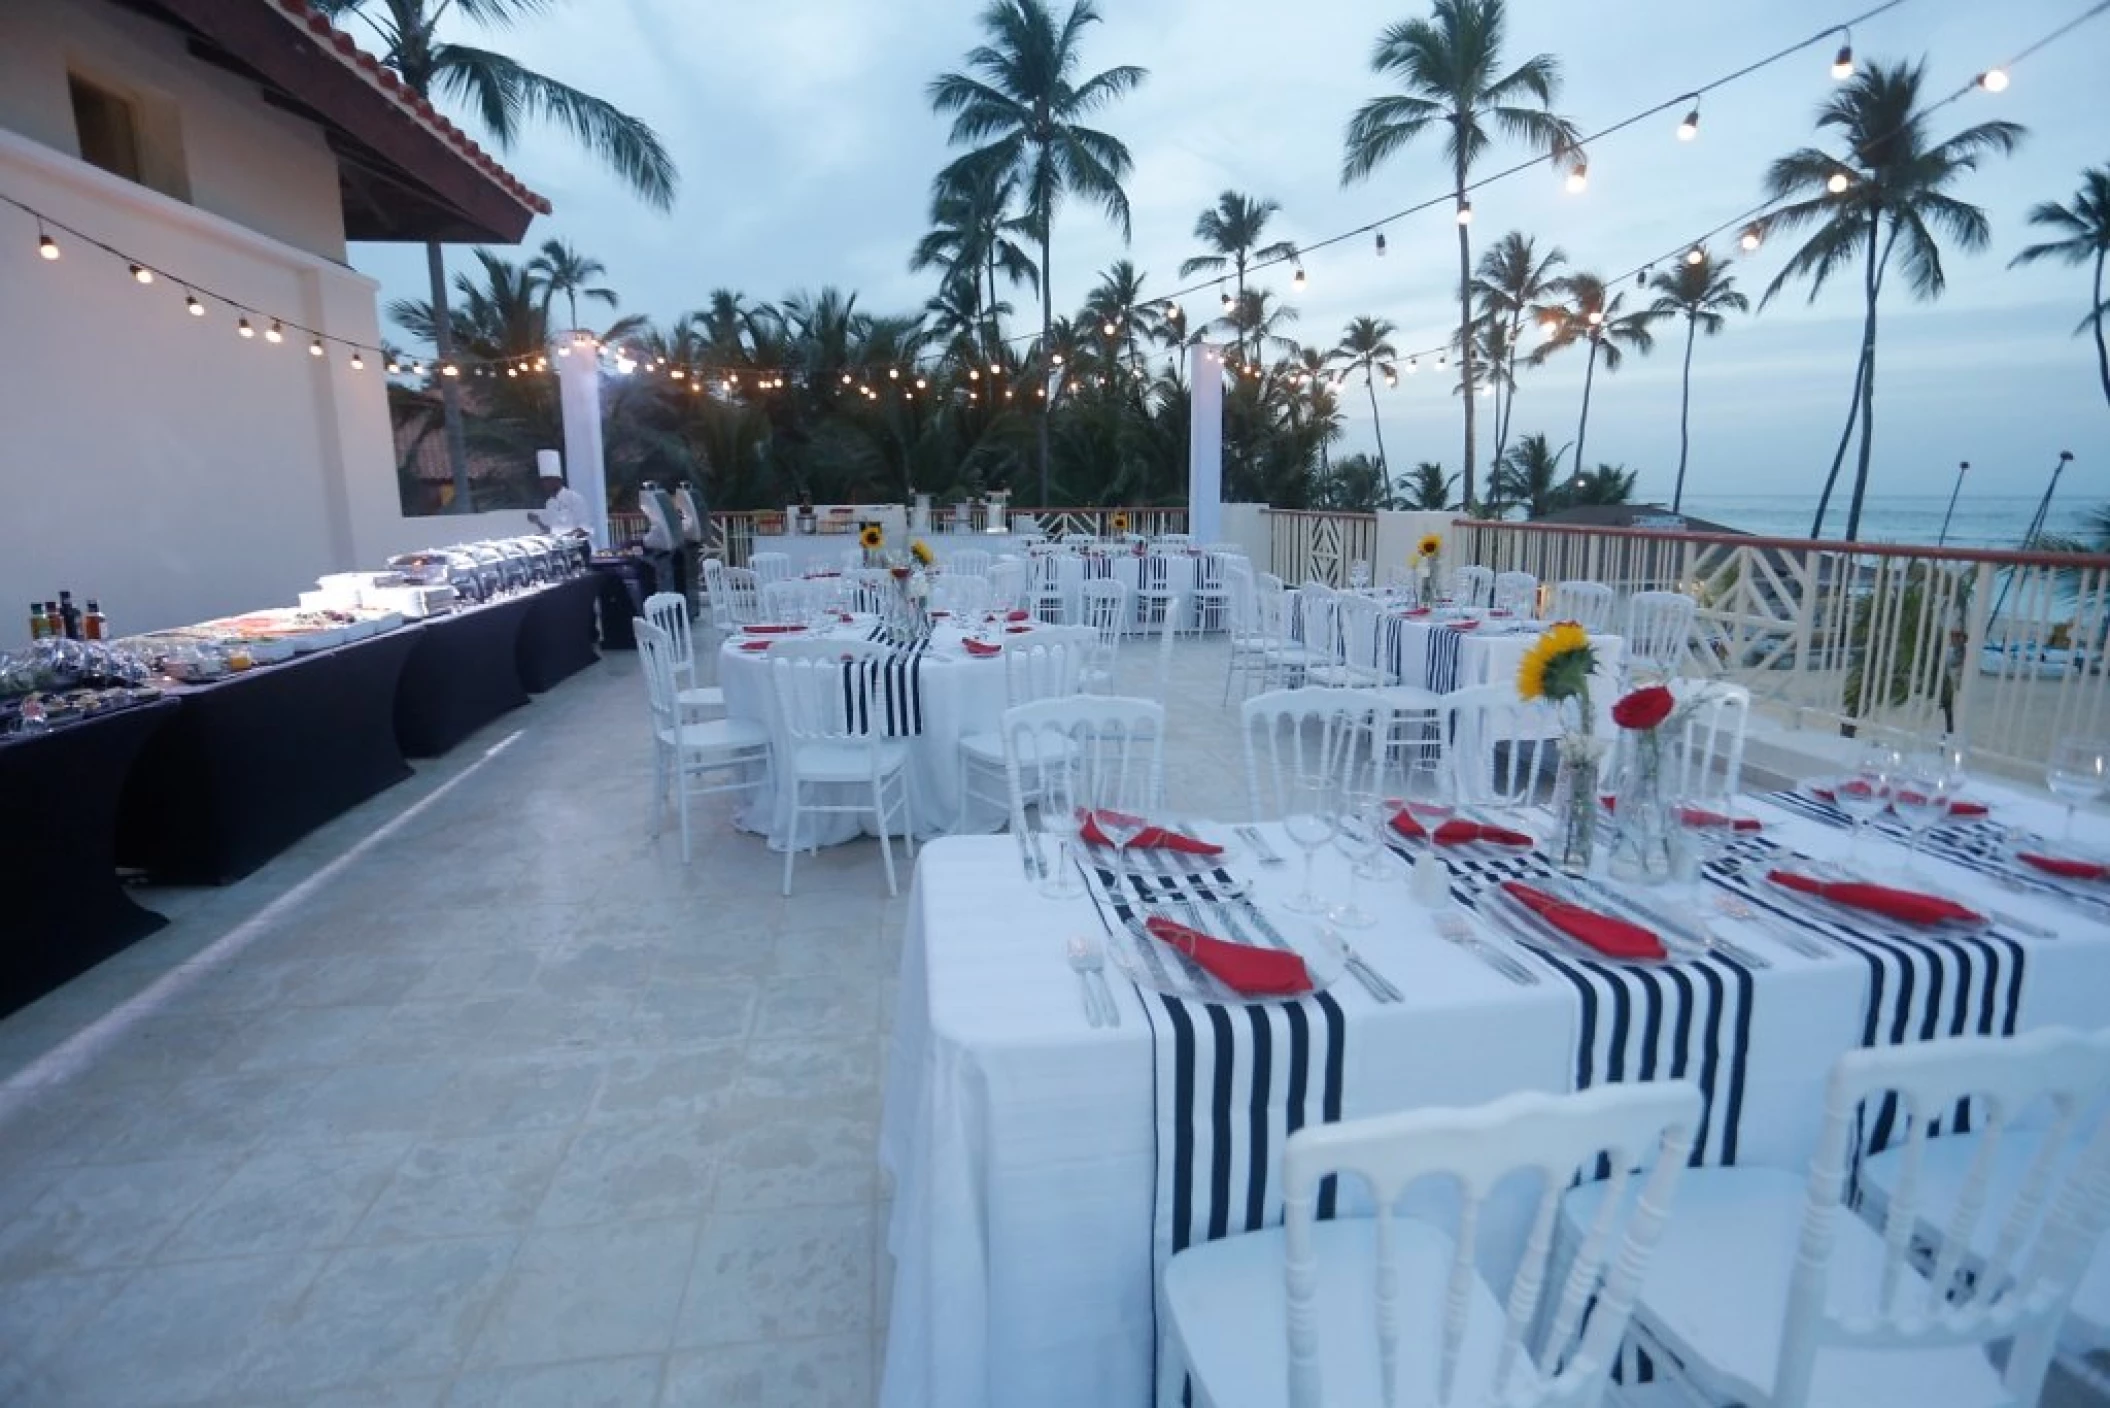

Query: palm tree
left=1178, top=191, right=1298, bottom=366
left=1569, top=463, right=1638, bottom=506
left=315, top=0, right=675, bottom=512
left=1340, top=0, right=1576, bottom=510
left=1490, top=432, right=1567, bottom=519
left=1472, top=230, right=1567, bottom=469
left=1212, top=288, right=1301, bottom=363
left=1646, top=254, right=1748, bottom=513
left=1330, top=317, right=1400, bottom=495
left=1756, top=59, right=2023, bottom=541
left=525, top=238, right=617, bottom=331
left=1402, top=461, right=1457, bottom=511
left=2010, top=165, right=2110, bottom=416
left=929, top=0, right=1148, bottom=502
left=1528, top=272, right=1656, bottom=479
left=1081, top=259, right=1165, bottom=376
left=910, top=162, right=1039, bottom=358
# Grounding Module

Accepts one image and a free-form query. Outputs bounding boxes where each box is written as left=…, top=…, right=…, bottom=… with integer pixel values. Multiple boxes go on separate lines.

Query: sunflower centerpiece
left=858, top=521, right=886, bottom=567
left=1517, top=621, right=1605, bottom=874
left=1414, top=533, right=1442, bottom=604
left=879, top=538, right=938, bottom=644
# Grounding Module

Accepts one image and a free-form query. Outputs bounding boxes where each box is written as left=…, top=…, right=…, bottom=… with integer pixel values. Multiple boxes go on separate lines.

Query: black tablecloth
left=517, top=575, right=601, bottom=692
left=588, top=557, right=656, bottom=650
left=1, top=699, right=178, bottom=1016
left=116, top=627, right=422, bottom=886
left=393, top=595, right=535, bottom=757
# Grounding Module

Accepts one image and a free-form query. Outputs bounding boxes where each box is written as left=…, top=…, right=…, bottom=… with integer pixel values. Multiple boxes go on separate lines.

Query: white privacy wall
left=0, top=3, right=515, bottom=636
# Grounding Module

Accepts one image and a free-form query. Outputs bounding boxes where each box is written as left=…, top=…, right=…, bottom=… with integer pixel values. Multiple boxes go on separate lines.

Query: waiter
left=638, top=480, right=685, bottom=602
left=529, top=472, right=594, bottom=545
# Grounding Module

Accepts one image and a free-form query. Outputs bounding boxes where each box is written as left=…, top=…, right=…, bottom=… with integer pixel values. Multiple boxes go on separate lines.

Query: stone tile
left=663, top=1333, right=872, bottom=1408
left=34, top=1253, right=324, bottom=1406
left=673, top=1205, right=873, bottom=1348
left=0, top=1268, right=132, bottom=1377
left=209, top=1003, right=396, bottom=1072
left=400, top=950, right=541, bottom=1003
left=0, top=1082, right=155, bottom=1175
left=92, top=1068, right=322, bottom=1162
left=234, top=1236, right=517, bottom=1397
left=465, top=1220, right=696, bottom=1369
left=426, top=1054, right=606, bottom=1136
left=443, top=1355, right=665, bottom=1406
left=751, top=975, right=879, bottom=1042
left=475, top=992, right=642, bottom=1060
left=590, top=1044, right=742, bottom=1123
left=353, top=1130, right=573, bottom=1243
left=711, top=1098, right=876, bottom=1211
left=264, top=1064, right=458, bottom=1145
left=358, top=998, right=516, bottom=1066
left=285, top=955, right=437, bottom=1008
left=0, top=1154, right=236, bottom=1276
left=533, top=1117, right=720, bottom=1228
left=736, top=1035, right=881, bottom=1104
left=628, top=978, right=757, bottom=1046
left=158, top=1140, right=410, bottom=1260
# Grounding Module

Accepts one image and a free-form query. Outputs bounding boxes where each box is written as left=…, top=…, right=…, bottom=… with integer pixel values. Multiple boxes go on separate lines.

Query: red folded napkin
left=1417, top=818, right=1533, bottom=848
left=1949, top=800, right=1989, bottom=817
left=1006, top=609, right=1030, bottom=622
left=1387, top=806, right=1455, bottom=841
left=1079, top=810, right=1223, bottom=854
left=1767, top=870, right=1984, bottom=926
left=738, top=640, right=772, bottom=652
left=1143, top=916, right=1312, bottom=996
left=1489, top=609, right=1513, bottom=618
left=1811, top=782, right=1879, bottom=805
left=1005, top=624, right=1033, bottom=634
left=1502, top=882, right=1667, bottom=959
left=962, top=639, right=1002, bottom=657
left=2018, top=853, right=2108, bottom=882
left=1447, top=619, right=1482, bottom=631
left=1402, top=607, right=1432, bottom=618
left=742, top=624, right=806, bottom=635
left=1673, top=804, right=1762, bottom=832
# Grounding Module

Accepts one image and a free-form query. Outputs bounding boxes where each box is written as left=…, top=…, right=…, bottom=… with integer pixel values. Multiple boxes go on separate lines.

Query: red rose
left=1612, top=684, right=1675, bottom=731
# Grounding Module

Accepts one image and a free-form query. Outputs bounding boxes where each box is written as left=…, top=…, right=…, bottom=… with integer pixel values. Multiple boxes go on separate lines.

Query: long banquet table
left=879, top=787, right=2110, bottom=1407
left=393, top=594, right=537, bottom=757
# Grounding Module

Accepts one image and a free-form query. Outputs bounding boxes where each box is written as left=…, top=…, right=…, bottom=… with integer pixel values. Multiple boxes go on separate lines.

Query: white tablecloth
left=747, top=531, right=1033, bottom=574
left=717, top=619, right=1040, bottom=846
left=878, top=789, right=2110, bottom=1408
left=1031, top=551, right=1208, bottom=631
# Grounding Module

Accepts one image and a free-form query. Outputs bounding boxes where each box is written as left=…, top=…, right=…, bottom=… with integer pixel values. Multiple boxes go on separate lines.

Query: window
left=69, top=75, right=142, bottom=182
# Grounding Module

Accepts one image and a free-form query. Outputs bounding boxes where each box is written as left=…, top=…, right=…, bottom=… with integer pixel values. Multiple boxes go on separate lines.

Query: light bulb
left=1980, top=67, right=2009, bottom=92
left=1541, top=314, right=1560, bottom=333
left=1102, top=319, right=1117, bottom=336
left=387, top=360, right=401, bottom=374
left=1455, top=198, right=1473, bottom=225
left=1406, top=358, right=1418, bottom=374
left=350, top=352, right=365, bottom=370
left=1384, top=372, right=1397, bottom=387
left=1826, top=171, right=1850, bottom=194
left=129, top=263, right=153, bottom=285
left=842, top=373, right=853, bottom=385
left=186, top=294, right=204, bottom=317
left=556, top=344, right=570, bottom=357
left=237, top=317, right=255, bottom=338
left=1374, top=231, right=1387, bottom=256
left=1677, top=107, right=1700, bottom=141
left=265, top=319, right=284, bottom=344
left=1436, top=353, right=1447, bottom=367
left=915, top=376, right=927, bottom=389
left=412, top=361, right=425, bottom=375
left=1480, top=383, right=1493, bottom=396
left=442, top=363, right=459, bottom=377
left=969, top=368, right=981, bottom=380
left=1291, top=267, right=1306, bottom=291
left=1587, top=309, right=1605, bottom=326
left=506, top=367, right=518, bottom=378
left=888, top=367, right=899, bottom=380
left=1831, top=42, right=1854, bottom=80
left=1051, top=353, right=1064, bottom=366
left=1740, top=226, right=1762, bottom=251
left=37, top=232, right=59, bottom=260
left=1220, top=291, right=1233, bottom=310
left=309, top=338, right=324, bottom=357
left=1685, top=246, right=1705, bottom=266
left=1565, top=160, right=1588, bottom=194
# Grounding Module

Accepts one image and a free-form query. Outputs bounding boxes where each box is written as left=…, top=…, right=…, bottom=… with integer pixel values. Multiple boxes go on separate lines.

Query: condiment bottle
left=29, top=603, right=47, bottom=640
left=58, top=591, right=81, bottom=640
left=83, top=601, right=105, bottom=641
left=42, top=602, right=61, bottom=638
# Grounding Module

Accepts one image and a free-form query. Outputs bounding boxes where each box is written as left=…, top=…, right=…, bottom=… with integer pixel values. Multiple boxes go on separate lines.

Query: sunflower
left=909, top=539, right=934, bottom=567
left=858, top=523, right=884, bottom=551
left=1416, top=533, right=1442, bottom=559
left=1109, top=511, right=1130, bottom=534
left=1516, top=620, right=1597, bottom=703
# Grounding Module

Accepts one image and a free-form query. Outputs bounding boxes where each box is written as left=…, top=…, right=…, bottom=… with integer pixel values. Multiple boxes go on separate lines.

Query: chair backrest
left=1668, top=681, right=1749, bottom=801
left=1775, top=1030, right=2110, bottom=1407
left=1032, top=552, right=1066, bottom=594
left=1298, top=591, right=1341, bottom=664
left=1224, top=560, right=1259, bottom=635
left=949, top=547, right=993, bottom=579
left=1280, top=1081, right=1703, bottom=1408
left=1205, top=542, right=1245, bottom=559
left=1004, top=638, right=1086, bottom=707
left=1003, top=695, right=1166, bottom=826
left=749, top=551, right=792, bottom=585
left=1548, top=581, right=1616, bottom=634
left=768, top=652, right=889, bottom=752
left=1139, top=552, right=1174, bottom=593
left=1242, top=687, right=1377, bottom=821
left=1080, top=579, right=1132, bottom=654
left=642, top=591, right=694, bottom=674
left=988, top=557, right=1026, bottom=611
left=701, top=559, right=732, bottom=630
left=759, top=578, right=818, bottom=623
left=1492, top=571, right=1538, bottom=617
left=1333, top=595, right=1388, bottom=681
left=1455, top=564, right=1495, bottom=608
left=633, top=619, right=681, bottom=731
left=720, top=567, right=761, bottom=625
left=1195, top=551, right=1231, bottom=594
left=932, top=574, right=990, bottom=617
left=1439, top=683, right=1563, bottom=807
left=1625, top=591, right=1696, bottom=677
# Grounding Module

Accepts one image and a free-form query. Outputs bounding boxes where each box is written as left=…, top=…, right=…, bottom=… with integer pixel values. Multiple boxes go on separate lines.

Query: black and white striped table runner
left=842, top=632, right=929, bottom=737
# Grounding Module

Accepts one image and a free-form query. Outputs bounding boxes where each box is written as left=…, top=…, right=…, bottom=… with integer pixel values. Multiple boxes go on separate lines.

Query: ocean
left=1673, top=493, right=2101, bottom=552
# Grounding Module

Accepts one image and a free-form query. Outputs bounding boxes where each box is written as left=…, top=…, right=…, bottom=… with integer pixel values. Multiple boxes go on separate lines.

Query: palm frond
left=432, top=44, right=676, bottom=208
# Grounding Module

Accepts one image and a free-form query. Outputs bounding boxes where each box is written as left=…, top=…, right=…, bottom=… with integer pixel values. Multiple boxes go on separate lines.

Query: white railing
left=1450, top=518, right=2110, bottom=778
left=1264, top=509, right=1381, bottom=587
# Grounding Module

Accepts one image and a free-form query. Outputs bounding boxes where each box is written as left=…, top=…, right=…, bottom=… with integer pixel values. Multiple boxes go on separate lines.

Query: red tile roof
left=270, top=0, right=552, bottom=217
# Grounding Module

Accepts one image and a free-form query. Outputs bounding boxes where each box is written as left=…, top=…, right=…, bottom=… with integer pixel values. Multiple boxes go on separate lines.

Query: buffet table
left=516, top=574, right=601, bottom=691
left=0, top=699, right=178, bottom=1016
left=116, top=626, right=423, bottom=885
left=393, top=595, right=536, bottom=757
left=879, top=788, right=2110, bottom=1408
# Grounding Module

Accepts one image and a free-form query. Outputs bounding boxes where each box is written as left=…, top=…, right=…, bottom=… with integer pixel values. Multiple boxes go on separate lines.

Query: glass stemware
left=1037, top=769, right=1086, bottom=901
left=1832, top=745, right=1897, bottom=861
left=1281, top=771, right=1338, bottom=914
left=2047, top=737, right=2109, bottom=842
left=1888, top=752, right=1954, bottom=876
left=1330, top=791, right=1384, bottom=928
left=1671, top=795, right=1731, bottom=904
left=1094, top=802, right=1146, bottom=878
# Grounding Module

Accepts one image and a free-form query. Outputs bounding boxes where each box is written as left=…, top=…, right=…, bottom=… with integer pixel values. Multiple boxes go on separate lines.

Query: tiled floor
left=0, top=630, right=1242, bottom=1406
left=2, top=633, right=2101, bottom=1407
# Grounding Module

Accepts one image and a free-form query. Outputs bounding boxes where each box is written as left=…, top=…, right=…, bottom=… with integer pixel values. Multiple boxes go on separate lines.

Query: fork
left=1435, top=910, right=1541, bottom=985
left=1065, top=936, right=1104, bottom=1027
left=1711, top=892, right=1830, bottom=960
left=1075, top=934, right=1119, bottom=1026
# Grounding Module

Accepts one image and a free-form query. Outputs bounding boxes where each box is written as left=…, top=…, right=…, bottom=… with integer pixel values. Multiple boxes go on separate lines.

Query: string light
left=387, top=359, right=401, bottom=374
left=1406, top=357, right=1418, bottom=373
left=1291, top=265, right=1307, bottom=291
left=1051, top=352, right=1064, bottom=366
left=1978, top=66, right=2009, bottom=91
left=349, top=351, right=364, bottom=371
left=1455, top=198, right=1473, bottom=225
left=308, top=338, right=324, bottom=357
left=185, top=292, right=203, bottom=317
left=1220, top=290, right=1234, bottom=311
left=265, top=319, right=284, bottom=344
left=1685, top=245, right=1706, bottom=265
left=237, top=317, right=255, bottom=338
left=1831, top=31, right=1856, bottom=79
left=412, top=361, right=425, bottom=376
left=36, top=224, right=59, bottom=260
left=1374, top=231, right=1387, bottom=256
left=1826, top=170, right=1852, bottom=193
left=887, top=367, right=899, bottom=380
left=1677, top=100, right=1701, bottom=141
left=1740, top=225, right=1763, bottom=251
left=441, top=363, right=459, bottom=377
left=1383, top=371, right=1398, bottom=387
left=1102, top=319, right=1118, bottom=335
left=1565, top=159, right=1589, bottom=194
left=128, top=262, right=152, bottom=285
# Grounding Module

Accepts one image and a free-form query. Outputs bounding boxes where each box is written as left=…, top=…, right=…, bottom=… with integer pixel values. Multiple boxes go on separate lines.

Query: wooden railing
left=605, top=506, right=1191, bottom=567
left=1265, top=509, right=1381, bottom=588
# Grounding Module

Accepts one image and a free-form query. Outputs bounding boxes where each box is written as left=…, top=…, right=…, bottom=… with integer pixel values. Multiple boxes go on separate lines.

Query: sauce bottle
left=29, top=603, right=47, bottom=640
left=83, top=601, right=105, bottom=641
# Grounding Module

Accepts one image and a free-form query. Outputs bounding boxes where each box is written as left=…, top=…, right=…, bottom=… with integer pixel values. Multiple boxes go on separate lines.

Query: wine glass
left=2047, top=737, right=2109, bottom=842
left=1281, top=772, right=1338, bottom=914
left=1888, top=751, right=1954, bottom=877
left=1832, top=746, right=1896, bottom=862
left=1330, top=791, right=1384, bottom=928
left=1037, top=763, right=1086, bottom=901
left=1093, top=797, right=1147, bottom=878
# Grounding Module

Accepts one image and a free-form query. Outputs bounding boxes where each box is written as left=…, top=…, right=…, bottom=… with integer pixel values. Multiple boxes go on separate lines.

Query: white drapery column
left=554, top=333, right=609, bottom=548
left=1187, top=342, right=1224, bottom=544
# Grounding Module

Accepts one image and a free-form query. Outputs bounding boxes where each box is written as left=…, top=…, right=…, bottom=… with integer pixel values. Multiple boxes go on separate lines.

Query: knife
left=1236, top=825, right=1287, bottom=866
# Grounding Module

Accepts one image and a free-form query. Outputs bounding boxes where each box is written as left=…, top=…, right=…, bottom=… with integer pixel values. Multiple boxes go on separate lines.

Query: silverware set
left=1065, top=935, right=1117, bottom=1028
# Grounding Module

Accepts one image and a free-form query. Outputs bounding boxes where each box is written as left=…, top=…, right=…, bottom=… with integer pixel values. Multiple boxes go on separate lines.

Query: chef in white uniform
left=529, top=473, right=594, bottom=544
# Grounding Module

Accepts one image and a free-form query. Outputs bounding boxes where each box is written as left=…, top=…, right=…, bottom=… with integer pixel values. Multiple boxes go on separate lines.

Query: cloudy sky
left=349, top=0, right=2110, bottom=509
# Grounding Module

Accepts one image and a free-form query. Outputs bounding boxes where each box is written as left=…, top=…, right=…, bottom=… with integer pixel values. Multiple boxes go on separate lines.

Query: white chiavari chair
left=956, top=637, right=1089, bottom=832
left=767, top=652, right=916, bottom=897
left=701, top=557, right=733, bottom=633
left=748, top=550, right=792, bottom=586
left=1625, top=590, right=1697, bottom=680
left=1492, top=570, right=1538, bottom=617
left=987, top=556, right=1027, bottom=613
left=948, top=547, right=993, bottom=579
left=1565, top=1031, right=2110, bottom=1408
left=641, top=591, right=723, bottom=718
left=718, top=566, right=762, bottom=626
left=1454, top=563, right=1495, bottom=608
left=1306, top=593, right=1390, bottom=689
left=635, top=620, right=769, bottom=863
left=1438, top=683, right=1563, bottom=809
left=1190, top=550, right=1235, bottom=635
left=1136, top=551, right=1183, bottom=634
left=1030, top=550, right=1070, bottom=624
left=1548, top=580, right=1617, bottom=633
left=1669, top=681, right=1750, bottom=801
left=1079, top=578, right=1132, bottom=694
left=1166, top=1081, right=1703, bottom=1408
left=1002, top=695, right=1166, bottom=838
left=1221, top=560, right=1275, bottom=705
left=1241, top=687, right=1376, bottom=822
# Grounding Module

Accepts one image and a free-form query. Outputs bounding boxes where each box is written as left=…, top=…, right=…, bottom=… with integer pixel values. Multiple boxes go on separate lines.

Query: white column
left=554, top=334, right=609, bottom=548
left=1187, top=342, right=1225, bottom=544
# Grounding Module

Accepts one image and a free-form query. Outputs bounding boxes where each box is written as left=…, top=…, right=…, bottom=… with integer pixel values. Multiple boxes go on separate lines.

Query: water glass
left=1037, top=764, right=1086, bottom=900
left=1330, top=792, right=1384, bottom=929
left=1281, top=772, right=1338, bottom=914
left=1888, top=753, right=1954, bottom=875
left=2047, top=737, right=2109, bottom=841
left=1833, top=746, right=1897, bottom=860
left=1671, top=796, right=1731, bottom=901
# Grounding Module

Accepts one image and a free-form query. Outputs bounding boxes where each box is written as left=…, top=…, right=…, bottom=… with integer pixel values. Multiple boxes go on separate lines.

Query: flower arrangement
left=1109, top=511, right=1131, bottom=535
left=909, top=538, right=934, bottom=568
left=1518, top=621, right=1603, bottom=873
left=1516, top=621, right=1597, bottom=707
left=1414, top=532, right=1442, bottom=584
left=1606, top=681, right=1724, bottom=885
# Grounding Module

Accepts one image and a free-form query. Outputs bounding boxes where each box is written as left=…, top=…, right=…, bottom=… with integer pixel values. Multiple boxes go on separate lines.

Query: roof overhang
left=110, top=0, right=550, bottom=243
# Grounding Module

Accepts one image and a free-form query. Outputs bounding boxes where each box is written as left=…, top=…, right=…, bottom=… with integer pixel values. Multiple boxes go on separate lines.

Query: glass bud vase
left=1607, top=730, right=1677, bottom=886
left=1552, top=700, right=1601, bottom=876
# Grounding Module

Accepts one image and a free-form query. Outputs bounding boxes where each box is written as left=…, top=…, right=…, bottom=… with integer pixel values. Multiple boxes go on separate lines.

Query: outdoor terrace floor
left=0, top=635, right=2100, bottom=1405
